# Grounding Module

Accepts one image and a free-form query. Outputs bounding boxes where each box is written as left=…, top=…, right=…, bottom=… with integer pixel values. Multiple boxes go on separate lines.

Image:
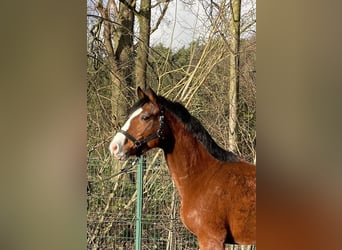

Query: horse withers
left=109, top=87, right=256, bottom=250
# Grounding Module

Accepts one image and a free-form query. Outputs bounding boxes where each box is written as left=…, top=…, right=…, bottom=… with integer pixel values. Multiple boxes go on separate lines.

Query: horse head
left=109, top=87, right=166, bottom=160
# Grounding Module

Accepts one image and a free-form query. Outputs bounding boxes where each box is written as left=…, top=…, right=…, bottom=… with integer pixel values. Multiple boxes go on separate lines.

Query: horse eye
left=141, top=114, right=150, bottom=121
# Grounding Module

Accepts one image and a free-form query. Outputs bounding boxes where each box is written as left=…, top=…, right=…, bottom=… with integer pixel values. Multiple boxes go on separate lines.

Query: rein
left=118, top=107, right=165, bottom=155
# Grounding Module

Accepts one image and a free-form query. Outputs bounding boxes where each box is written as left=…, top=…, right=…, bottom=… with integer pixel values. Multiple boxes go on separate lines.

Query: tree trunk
left=135, top=0, right=151, bottom=90
left=96, top=0, right=135, bottom=183
left=97, top=0, right=135, bottom=127
left=112, top=0, right=135, bottom=126
left=228, top=0, right=241, bottom=152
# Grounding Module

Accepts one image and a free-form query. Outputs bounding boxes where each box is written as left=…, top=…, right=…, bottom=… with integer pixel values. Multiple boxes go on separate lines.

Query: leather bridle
left=118, top=107, right=166, bottom=156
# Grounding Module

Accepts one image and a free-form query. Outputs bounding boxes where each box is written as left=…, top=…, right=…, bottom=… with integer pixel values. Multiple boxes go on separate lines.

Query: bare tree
left=135, top=0, right=151, bottom=89
left=94, top=0, right=135, bottom=127
left=228, top=0, right=241, bottom=152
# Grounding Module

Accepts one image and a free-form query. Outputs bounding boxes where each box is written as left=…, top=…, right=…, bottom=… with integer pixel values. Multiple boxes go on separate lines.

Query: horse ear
left=137, top=86, right=146, bottom=99
left=145, top=87, right=158, bottom=104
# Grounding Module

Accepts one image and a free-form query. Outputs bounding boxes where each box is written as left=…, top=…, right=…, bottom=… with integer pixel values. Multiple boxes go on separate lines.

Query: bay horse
left=109, top=87, right=256, bottom=249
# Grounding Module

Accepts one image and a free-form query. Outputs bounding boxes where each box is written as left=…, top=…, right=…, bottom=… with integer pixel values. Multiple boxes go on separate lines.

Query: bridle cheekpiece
left=118, top=107, right=166, bottom=156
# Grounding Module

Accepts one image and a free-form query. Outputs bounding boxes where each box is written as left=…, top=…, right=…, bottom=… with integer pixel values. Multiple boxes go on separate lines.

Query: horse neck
left=162, top=113, right=219, bottom=197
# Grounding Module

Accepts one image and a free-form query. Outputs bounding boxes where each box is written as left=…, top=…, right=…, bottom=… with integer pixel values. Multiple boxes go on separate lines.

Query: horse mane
left=158, top=96, right=239, bottom=163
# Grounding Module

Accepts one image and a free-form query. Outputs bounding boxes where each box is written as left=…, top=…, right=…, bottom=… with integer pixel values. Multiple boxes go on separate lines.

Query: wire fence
left=87, top=152, right=255, bottom=250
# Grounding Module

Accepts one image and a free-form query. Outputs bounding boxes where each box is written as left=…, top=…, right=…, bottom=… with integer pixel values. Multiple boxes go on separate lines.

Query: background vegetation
left=87, top=0, right=256, bottom=249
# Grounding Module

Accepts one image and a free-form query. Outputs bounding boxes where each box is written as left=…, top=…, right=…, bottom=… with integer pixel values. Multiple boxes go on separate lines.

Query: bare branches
left=87, top=0, right=256, bottom=248
left=87, top=14, right=120, bottom=26
left=118, top=0, right=138, bottom=15
left=151, top=0, right=171, bottom=34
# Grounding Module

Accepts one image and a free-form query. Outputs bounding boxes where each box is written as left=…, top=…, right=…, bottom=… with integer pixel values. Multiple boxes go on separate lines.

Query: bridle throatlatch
left=118, top=107, right=166, bottom=156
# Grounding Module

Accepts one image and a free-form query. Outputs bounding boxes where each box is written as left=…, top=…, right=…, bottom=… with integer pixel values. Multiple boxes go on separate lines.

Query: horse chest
left=180, top=192, right=224, bottom=235
left=180, top=202, right=202, bottom=234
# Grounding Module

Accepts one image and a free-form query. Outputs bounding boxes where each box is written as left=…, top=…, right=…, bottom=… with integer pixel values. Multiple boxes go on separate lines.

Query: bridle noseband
left=118, top=107, right=166, bottom=155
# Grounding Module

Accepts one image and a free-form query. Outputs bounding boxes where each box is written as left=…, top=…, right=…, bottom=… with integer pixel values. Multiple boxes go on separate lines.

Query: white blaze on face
left=109, top=108, right=143, bottom=157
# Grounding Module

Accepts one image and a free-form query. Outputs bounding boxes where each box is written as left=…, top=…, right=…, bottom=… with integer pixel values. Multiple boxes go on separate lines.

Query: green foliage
left=171, top=46, right=190, bottom=66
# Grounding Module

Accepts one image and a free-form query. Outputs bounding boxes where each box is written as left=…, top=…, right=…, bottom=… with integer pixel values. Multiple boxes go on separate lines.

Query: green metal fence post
left=135, top=155, right=145, bottom=250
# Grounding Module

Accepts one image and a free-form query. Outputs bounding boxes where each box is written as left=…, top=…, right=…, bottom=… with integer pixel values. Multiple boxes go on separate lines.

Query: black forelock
left=128, top=96, right=150, bottom=115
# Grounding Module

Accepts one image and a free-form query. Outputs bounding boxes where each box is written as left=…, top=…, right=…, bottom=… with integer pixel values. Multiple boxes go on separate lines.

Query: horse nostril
left=110, top=142, right=119, bottom=155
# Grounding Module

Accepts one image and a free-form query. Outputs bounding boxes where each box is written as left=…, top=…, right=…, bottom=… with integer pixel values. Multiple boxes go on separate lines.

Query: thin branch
left=241, top=19, right=256, bottom=34
left=151, top=1, right=171, bottom=34
left=87, top=14, right=131, bottom=34
left=111, top=0, right=119, bottom=17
